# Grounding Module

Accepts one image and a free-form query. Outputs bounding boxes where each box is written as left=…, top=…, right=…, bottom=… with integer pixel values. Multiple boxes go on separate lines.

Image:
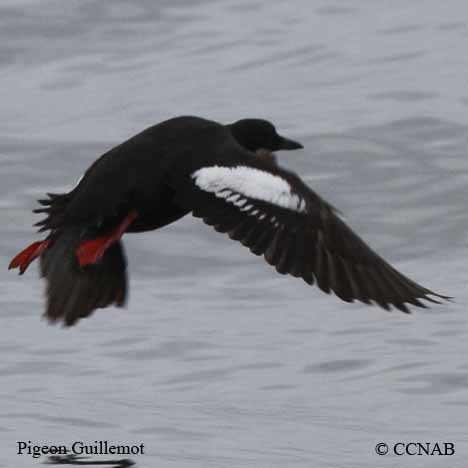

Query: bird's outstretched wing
left=173, top=154, right=448, bottom=312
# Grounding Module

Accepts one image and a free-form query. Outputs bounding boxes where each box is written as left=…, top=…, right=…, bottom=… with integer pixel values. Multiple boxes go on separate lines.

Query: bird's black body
left=10, top=115, right=448, bottom=326
left=54, top=117, right=301, bottom=234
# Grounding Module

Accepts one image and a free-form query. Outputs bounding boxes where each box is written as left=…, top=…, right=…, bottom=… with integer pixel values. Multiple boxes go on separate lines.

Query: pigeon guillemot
left=9, top=116, right=448, bottom=326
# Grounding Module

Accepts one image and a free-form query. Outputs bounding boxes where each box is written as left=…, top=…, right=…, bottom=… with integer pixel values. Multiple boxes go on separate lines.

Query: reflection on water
left=1, top=1, right=468, bottom=467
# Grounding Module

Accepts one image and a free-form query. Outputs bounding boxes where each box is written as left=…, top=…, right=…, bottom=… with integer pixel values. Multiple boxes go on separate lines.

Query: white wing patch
left=192, top=166, right=306, bottom=213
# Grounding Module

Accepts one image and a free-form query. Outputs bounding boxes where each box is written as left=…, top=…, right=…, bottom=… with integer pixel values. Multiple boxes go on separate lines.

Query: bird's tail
left=10, top=227, right=128, bottom=326
left=40, top=228, right=128, bottom=326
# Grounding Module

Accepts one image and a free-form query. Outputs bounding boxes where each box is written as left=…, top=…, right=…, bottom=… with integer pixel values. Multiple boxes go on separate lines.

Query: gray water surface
left=1, top=1, right=468, bottom=467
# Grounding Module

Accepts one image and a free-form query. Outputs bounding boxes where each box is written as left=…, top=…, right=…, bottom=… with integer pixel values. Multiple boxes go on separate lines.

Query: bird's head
left=227, top=119, right=303, bottom=153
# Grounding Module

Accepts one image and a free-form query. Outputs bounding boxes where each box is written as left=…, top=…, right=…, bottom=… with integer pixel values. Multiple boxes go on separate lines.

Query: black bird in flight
left=9, top=116, right=449, bottom=326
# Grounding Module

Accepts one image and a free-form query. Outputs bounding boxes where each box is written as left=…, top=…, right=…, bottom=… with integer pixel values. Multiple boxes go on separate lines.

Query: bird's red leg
left=9, top=239, right=51, bottom=274
left=76, top=210, right=138, bottom=267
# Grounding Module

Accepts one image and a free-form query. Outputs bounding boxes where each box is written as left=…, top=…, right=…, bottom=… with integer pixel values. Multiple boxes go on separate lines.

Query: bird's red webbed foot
left=9, top=239, right=51, bottom=274
left=76, top=210, right=138, bottom=267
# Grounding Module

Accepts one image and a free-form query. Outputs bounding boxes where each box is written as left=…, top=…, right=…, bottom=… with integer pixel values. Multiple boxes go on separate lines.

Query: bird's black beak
left=278, top=135, right=303, bottom=150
